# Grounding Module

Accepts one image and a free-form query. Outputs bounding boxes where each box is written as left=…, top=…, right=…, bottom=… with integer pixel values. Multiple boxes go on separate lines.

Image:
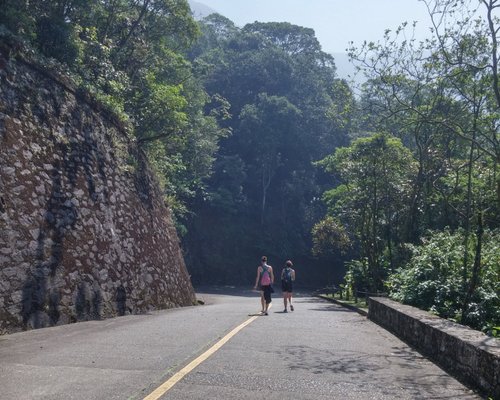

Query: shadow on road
left=307, top=306, right=356, bottom=313
left=296, top=297, right=358, bottom=313
left=280, top=345, right=473, bottom=399
left=195, top=286, right=257, bottom=298
left=194, top=285, right=313, bottom=299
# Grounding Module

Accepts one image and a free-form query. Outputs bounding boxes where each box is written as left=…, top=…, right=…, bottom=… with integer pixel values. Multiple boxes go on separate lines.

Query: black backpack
left=283, top=267, right=293, bottom=283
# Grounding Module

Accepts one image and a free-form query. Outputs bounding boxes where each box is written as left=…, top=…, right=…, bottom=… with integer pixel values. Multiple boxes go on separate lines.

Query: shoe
left=290, top=305, right=294, bottom=311
left=283, top=309, right=288, bottom=313
left=264, top=312, right=268, bottom=315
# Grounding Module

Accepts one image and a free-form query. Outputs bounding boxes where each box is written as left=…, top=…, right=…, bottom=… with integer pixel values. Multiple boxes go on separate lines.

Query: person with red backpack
left=253, top=256, right=274, bottom=315
left=281, top=260, right=296, bottom=312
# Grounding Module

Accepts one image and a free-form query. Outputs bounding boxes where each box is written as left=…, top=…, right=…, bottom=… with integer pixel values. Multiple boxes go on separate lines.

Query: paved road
left=0, top=288, right=481, bottom=399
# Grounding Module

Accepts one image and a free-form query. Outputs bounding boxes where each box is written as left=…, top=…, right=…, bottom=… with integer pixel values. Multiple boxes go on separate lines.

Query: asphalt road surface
left=0, top=287, right=482, bottom=399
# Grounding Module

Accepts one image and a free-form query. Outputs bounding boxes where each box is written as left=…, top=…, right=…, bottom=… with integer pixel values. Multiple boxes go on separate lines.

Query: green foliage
left=389, top=229, right=500, bottom=331
left=242, top=22, right=323, bottom=56
left=36, top=16, right=81, bottom=64
left=317, top=133, right=417, bottom=290
left=134, top=75, right=188, bottom=144
left=5, top=0, right=498, bottom=332
left=183, top=19, right=351, bottom=285
left=0, top=0, right=228, bottom=218
left=344, top=259, right=370, bottom=293
left=311, top=216, right=351, bottom=256
left=315, top=0, right=500, bottom=335
left=488, top=327, right=500, bottom=338
left=0, top=1, right=36, bottom=40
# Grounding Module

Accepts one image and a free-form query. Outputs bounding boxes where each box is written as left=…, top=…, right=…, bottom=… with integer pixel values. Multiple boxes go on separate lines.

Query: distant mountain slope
left=188, top=0, right=217, bottom=19
left=186, top=3, right=363, bottom=85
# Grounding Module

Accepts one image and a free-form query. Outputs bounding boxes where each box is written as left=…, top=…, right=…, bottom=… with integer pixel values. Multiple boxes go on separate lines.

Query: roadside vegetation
left=313, top=0, right=499, bottom=334
left=1, top=0, right=498, bottom=334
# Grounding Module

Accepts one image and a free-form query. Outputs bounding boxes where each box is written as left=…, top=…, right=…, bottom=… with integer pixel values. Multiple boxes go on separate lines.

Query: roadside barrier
left=368, top=297, right=500, bottom=399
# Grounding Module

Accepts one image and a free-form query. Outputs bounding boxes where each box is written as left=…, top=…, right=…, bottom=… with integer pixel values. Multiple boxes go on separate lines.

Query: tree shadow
left=279, top=344, right=479, bottom=399
left=133, top=148, right=156, bottom=210
left=307, top=306, right=356, bottom=313
left=0, top=194, right=6, bottom=214
left=116, top=285, right=127, bottom=316
left=195, top=285, right=313, bottom=299
left=299, top=297, right=361, bottom=312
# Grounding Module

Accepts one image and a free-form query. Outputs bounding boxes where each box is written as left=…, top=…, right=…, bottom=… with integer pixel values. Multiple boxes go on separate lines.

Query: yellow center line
left=143, top=315, right=259, bottom=400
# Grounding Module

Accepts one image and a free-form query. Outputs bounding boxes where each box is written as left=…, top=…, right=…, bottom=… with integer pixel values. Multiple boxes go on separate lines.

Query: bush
left=389, top=229, right=500, bottom=332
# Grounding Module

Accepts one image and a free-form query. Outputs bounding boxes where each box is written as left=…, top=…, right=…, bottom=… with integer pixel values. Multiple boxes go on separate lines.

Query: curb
left=317, top=295, right=368, bottom=317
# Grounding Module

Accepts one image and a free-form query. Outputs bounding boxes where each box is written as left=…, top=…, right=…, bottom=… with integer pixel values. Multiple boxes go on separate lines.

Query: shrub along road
left=0, top=288, right=480, bottom=399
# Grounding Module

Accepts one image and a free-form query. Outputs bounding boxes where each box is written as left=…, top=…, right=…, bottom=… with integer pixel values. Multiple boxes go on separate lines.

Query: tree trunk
left=116, top=0, right=150, bottom=53
left=407, top=125, right=427, bottom=242
left=371, top=158, right=380, bottom=291
left=485, top=0, right=500, bottom=110
left=261, top=162, right=272, bottom=225
left=461, top=212, right=484, bottom=323
left=386, top=223, right=394, bottom=271
left=462, top=108, right=478, bottom=289
left=101, top=0, right=120, bottom=42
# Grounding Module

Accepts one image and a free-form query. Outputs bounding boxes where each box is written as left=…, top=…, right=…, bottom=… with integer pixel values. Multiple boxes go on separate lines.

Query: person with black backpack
left=281, top=260, right=296, bottom=313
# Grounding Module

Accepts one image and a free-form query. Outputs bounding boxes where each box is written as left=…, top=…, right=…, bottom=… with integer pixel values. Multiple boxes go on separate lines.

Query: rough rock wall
left=0, top=48, right=196, bottom=334
left=369, top=297, right=500, bottom=399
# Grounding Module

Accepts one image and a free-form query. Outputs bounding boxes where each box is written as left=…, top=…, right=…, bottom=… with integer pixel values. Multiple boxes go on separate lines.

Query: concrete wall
left=0, top=44, right=196, bottom=334
left=368, top=297, right=500, bottom=399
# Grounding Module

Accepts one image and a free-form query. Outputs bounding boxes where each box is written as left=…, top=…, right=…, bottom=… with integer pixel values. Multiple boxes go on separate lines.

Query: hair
left=286, top=260, right=293, bottom=267
left=261, top=256, right=267, bottom=262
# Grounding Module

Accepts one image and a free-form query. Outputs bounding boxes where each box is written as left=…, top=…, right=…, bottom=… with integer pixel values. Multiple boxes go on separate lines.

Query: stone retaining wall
left=0, top=43, right=196, bottom=334
left=368, top=297, right=500, bottom=399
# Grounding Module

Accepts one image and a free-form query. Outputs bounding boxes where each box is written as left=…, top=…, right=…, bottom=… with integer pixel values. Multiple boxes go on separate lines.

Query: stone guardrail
left=368, top=297, right=499, bottom=399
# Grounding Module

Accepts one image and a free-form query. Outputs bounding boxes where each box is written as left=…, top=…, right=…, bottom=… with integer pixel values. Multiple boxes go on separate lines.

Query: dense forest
left=182, top=16, right=353, bottom=286
left=0, top=0, right=498, bottom=334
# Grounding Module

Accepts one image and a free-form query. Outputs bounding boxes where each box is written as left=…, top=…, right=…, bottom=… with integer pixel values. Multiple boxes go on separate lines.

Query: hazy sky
left=196, top=0, right=433, bottom=54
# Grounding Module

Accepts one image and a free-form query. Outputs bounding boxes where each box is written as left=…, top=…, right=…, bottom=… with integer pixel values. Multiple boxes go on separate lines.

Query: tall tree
left=183, top=19, right=350, bottom=285
left=317, top=133, right=416, bottom=290
left=344, top=0, right=499, bottom=326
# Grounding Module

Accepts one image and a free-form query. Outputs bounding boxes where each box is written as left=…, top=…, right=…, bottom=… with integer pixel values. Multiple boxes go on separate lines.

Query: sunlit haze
left=191, top=0, right=433, bottom=54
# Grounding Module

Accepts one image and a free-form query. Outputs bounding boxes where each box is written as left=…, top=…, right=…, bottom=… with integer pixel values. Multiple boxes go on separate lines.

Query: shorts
left=281, top=281, right=293, bottom=293
left=261, top=285, right=273, bottom=304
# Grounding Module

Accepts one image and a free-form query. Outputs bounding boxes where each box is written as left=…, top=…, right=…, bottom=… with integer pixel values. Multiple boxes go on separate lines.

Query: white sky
left=195, top=0, right=433, bottom=53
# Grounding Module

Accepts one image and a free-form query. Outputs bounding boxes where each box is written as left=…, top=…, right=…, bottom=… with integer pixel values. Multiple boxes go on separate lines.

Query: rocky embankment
left=0, top=39, right=196, bottom=334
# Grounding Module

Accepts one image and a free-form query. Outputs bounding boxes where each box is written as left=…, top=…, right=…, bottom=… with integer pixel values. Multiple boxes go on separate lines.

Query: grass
left=322, top=292, right=369, bottom=311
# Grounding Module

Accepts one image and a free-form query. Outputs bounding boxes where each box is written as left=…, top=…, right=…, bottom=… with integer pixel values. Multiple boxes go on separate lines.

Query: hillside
left=188, top=0, right=217, bottom=19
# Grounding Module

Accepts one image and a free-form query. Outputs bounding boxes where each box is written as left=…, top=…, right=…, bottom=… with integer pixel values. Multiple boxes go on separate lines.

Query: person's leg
left=263, top=286, right=271, bottom=314
left=283, top=291, right=287, bottom=311
left=289, top=292, right=294, bottom=311
left=260, top=291, right=265, bottom=312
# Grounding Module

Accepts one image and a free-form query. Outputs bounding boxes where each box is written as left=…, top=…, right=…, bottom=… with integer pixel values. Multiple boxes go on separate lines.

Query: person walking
left=281, top=260, right=296, bottom=312
left=254, top=256, right=274, bottom=315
